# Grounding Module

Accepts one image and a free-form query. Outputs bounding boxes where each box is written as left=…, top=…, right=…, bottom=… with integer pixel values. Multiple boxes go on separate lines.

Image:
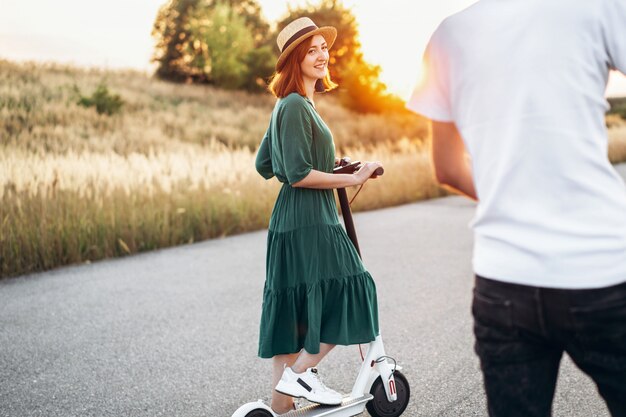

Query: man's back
left=409, top=0, right=626, bottom=288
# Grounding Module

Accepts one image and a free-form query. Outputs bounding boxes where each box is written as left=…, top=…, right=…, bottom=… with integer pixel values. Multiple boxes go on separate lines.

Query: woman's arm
left=292, top=162, right=383, bottom=189
left=255, top=130, right=274, bottom=179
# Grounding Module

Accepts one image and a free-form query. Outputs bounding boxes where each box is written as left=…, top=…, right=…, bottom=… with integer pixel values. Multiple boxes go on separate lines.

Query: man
left=407, top=1, right=626, bottom=416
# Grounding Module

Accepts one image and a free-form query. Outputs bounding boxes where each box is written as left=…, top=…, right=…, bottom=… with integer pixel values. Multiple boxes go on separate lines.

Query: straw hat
left=275, top=17, right=337, bottom=71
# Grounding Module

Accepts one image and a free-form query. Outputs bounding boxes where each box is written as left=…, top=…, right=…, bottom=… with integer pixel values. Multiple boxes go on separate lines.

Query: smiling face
left=300, top=34, right=329, bottom=85
left=268, top=32, right=337, bottom=98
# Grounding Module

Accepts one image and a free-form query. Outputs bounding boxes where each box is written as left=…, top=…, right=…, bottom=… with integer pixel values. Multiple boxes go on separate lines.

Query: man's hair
left=268, top=38, right=337, bottom=98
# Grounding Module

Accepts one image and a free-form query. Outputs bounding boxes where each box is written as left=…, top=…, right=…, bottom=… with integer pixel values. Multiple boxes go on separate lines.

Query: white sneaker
left=275, top=367, right=343, bottom=406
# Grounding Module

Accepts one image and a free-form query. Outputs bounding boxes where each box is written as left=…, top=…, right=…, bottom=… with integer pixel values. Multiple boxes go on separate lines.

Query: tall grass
left=0, top=141, right=273, bottom=276
left=0, top=139, right=442, bottom=277
left=1, top=60, right=625, bottom=278
left=0, top=59, right=433, bottom=277
left=608, top=117, right=626, bottom=163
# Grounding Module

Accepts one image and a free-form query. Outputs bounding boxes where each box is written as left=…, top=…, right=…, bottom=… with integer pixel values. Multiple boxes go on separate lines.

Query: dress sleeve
left=604, top=0, right=626, bottom=73
left=406, top=28, right=453, bottom=122
left=279, top=99, right=313, bottom=185
left=255, top=128, right=274, bottom=180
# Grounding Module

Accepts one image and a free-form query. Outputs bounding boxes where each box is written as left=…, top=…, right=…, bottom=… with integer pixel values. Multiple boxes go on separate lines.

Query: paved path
left=2, top=164, right=625, bottom=417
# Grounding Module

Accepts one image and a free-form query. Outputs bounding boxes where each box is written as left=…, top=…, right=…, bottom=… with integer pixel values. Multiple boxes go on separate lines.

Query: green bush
left=78, top=84, right=124, bottom=115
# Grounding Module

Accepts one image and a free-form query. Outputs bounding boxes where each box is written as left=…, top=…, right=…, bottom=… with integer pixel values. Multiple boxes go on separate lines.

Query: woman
left=255, top=17, right=383, bottom=415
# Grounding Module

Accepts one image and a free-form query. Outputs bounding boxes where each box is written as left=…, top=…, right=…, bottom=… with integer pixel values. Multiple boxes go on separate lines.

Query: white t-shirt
left=408, top=0, right=626, bottom=289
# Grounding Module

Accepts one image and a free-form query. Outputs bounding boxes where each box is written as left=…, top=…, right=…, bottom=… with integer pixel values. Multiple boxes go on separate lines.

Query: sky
left=1, top=0, right=625, bottom=100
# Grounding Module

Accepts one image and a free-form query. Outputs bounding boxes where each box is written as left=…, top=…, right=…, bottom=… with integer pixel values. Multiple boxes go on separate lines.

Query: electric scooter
left=231, top=159, right=410, bottom=417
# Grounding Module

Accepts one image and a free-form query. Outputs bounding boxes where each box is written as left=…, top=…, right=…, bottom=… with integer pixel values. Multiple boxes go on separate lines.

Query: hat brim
left=275, top=26, right=337, bottom=71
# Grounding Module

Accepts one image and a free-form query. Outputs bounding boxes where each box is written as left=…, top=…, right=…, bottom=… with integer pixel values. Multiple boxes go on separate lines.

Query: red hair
left=268, top=37, right=337, bottom=98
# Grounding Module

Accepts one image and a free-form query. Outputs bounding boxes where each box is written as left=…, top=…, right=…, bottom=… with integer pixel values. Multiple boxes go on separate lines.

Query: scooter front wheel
left=244, top=409, right=273, bottom=417
left=366, top=371, right=410, bottom=417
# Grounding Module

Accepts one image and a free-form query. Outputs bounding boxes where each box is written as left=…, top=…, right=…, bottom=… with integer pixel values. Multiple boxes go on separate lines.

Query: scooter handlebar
left=332, top=159, right=384, bottom=177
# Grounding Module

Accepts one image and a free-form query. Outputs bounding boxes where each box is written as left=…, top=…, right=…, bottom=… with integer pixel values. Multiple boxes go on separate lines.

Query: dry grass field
left=1, top=60, right=625, bottom=277
left=608, top=115, right=626, bottom=163
left=0, top=60, right=440, bottom=277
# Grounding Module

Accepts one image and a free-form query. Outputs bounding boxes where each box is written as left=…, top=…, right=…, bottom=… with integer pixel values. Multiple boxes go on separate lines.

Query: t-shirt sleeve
left=255, top=128, right=274, bottom=180
left=406, top=30, right=453, bottom=122
left=279, top=99, right=313, bottom=185
left=604, top=0, right=626, bottom=73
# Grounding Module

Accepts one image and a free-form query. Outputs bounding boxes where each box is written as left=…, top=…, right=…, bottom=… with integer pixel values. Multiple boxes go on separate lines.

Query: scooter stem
left=350, top=335, right=398, bottom=402
left=336, top=187, right=361, bottom=257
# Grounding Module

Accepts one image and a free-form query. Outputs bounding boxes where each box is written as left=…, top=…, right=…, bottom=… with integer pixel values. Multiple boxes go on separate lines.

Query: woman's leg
left=274, top=344, right=342, bottom=406
left=291, top=343, right=335, bottom=373
left=271, top=353, right=300, bottom=414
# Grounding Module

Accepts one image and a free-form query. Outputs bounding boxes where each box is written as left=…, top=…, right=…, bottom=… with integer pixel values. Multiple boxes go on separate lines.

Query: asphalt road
left=2, top=164, right=625, bottom=417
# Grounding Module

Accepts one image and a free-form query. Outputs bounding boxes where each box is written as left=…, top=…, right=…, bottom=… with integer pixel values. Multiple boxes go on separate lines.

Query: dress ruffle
left=258, top=223, right=379, bottom=358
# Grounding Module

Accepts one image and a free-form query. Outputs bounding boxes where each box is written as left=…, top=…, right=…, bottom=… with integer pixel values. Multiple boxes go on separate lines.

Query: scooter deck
left=282, top=394, right=373, bottom=417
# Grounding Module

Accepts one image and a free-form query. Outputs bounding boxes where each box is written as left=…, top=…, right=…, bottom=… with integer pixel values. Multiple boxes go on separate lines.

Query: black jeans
left=472, top=275, right=626, bottom=417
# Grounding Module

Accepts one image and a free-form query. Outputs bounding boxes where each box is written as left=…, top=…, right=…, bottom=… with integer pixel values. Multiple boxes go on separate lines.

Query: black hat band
left=281, top=25, right=318, bottom=52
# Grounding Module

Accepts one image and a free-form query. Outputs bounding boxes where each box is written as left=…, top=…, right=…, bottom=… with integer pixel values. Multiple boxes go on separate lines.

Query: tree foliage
left=151, top=0, right=407, bottom=112
left=277, top=0, right=396, bottom=113
left=151, top=0, right=275, bottom=90
left=187, top=3, right=254, bottom=89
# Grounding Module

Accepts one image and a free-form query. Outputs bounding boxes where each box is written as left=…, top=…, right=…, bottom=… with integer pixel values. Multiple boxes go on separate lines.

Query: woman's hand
left=354, top=161, right=383, bottom=185
left=292, top=161, right=382, bottom=189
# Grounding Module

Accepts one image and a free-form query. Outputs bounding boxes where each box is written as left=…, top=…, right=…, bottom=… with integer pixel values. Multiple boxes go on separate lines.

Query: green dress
left=255, top=92, right=379, bottom=359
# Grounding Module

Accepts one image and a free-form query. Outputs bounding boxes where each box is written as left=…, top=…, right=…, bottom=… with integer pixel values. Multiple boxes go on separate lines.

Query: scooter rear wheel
left=366, top=371, right=410, bottom=417
left=244, top=409, right=273, bottom=417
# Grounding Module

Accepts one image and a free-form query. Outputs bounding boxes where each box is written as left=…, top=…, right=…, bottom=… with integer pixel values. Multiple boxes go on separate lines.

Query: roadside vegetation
left=0, top=60, right=441, bottom=277
left=2, top=60, right=625, bottom=277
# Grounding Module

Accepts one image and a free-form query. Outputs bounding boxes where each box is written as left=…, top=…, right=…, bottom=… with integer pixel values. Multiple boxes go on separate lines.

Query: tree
left=339, top=58, right=389, bottom=113
left=152, top=0, right=197, bottom=82
left=277, top=0, right=392, bottom=113
left=151, top=0, right=275, bottom=90
left=187, top=3, right=254, bottom=88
